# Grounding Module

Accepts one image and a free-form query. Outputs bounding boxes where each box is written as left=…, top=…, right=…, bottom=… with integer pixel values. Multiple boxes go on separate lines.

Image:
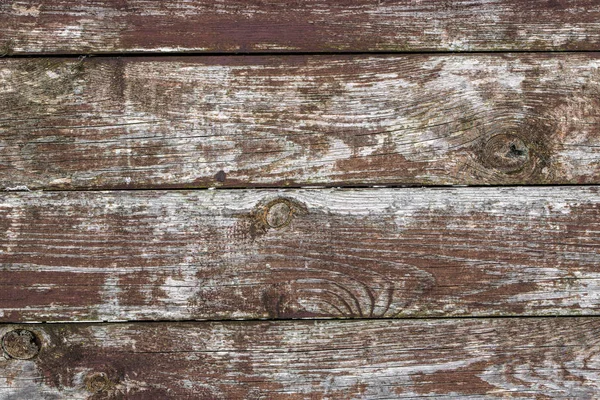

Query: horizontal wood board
left=2, top=54, right=600, bottom=189
left=2, top=1, right=600, bottom=54
left=1, top=318, right=599, bottom=398
left=1, top=187, right=600, bottom=322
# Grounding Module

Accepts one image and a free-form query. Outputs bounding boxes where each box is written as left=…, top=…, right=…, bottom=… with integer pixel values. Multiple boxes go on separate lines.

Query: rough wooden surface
left=1, top=187, right=600, bottom=322
left=2, top=54, right=600, bottom=190
left=5, top=2, right=600, bottom=396
left=2, top=0, right=600, bottom=54
left=1, top=318, right=599, bottom=398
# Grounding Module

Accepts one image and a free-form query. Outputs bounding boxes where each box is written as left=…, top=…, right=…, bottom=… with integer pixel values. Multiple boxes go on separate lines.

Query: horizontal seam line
left=3, top=49, right=600, bottom=59
left=4, top=314, right=600, bottom=326
left=4, top=183, right=600, bottom=193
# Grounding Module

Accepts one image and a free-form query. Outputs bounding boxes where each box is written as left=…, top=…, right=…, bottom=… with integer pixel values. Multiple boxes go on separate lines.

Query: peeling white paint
left=11, top=3, right=40, bottom=17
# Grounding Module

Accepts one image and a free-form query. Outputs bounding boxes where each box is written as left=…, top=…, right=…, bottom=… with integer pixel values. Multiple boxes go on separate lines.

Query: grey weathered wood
left=1, top=318, right=599, bottom=398
left=1, top=187, right=600, bottom=322
left=2, top=0, right=600, bottom=54
left=2, top=54, right=600, bottom=189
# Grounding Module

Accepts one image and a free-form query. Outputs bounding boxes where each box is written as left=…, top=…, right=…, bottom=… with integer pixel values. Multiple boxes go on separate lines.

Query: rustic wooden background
left=2, top=1, right=600, bottom=398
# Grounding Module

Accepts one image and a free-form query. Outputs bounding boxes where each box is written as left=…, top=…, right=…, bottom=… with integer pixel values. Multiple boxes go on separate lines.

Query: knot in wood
left=1, top=329, right=40, bottom=360
left=265, top=200, right=293, bottom=229
left=85, top=372, right=111, bottom=393
left=483, top=134, right=529, bottom=173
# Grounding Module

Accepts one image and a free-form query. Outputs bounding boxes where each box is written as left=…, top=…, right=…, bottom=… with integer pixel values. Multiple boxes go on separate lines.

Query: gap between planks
left=4, top=50, right=600, bottom=59
left=6, top=183, right=600, bottom=193
left=6, top=314, right=600, bottom=326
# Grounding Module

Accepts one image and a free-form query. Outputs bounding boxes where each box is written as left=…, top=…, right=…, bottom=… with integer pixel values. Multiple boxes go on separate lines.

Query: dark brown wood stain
left=2, top=1, right=599, bottom=398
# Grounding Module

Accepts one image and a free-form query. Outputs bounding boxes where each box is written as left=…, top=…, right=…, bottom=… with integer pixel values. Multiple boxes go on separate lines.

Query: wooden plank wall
left=1, top=1, right=600, bottom=398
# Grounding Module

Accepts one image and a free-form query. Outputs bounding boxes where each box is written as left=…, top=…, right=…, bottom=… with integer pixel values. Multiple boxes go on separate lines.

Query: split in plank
left=1, top=318, right=599, bottom=398
left=2, top=54, right=600, bottom=189
left=2, top=1, right=600, bottom=54
left=1, top=186, right=600, bottom=322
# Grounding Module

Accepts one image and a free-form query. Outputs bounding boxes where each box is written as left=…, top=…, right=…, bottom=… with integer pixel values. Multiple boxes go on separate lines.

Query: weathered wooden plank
left=1, top=318, right=599, bottom=398
left=2, top=0, right=600, bottom=54
left=1, top=187, right=600, bottom=322
left=2, top=54, right=600, bottom=190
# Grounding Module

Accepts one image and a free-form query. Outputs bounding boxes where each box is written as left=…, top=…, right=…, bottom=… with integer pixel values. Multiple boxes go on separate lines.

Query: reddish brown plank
left=1, top=187, right=600, bottom=322
left=1, top=318, right=599, bottom=398
left=1, top=54, right=600, bottom=189
left=2, top=1, right=600, bottom=54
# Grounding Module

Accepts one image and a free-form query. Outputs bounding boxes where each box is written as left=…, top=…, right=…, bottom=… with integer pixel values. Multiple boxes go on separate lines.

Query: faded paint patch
left=11, top=3, right=40, bottom=17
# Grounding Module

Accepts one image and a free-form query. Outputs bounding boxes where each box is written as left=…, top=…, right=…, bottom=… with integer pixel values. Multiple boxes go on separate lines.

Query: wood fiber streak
left=2, top=54, right=600, bottom=189
left=2, top=0, right=600, bottom=54
left=1, top=187, right=600, bottom=322
left=1, top=318, right=599, bottom=398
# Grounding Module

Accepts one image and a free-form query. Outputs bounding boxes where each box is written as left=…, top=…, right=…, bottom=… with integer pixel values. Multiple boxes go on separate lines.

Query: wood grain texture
left=2, top=0, right=600, bottom=54
left=2, top=54, right=600, bottom=189
left=1, top=187, right=600, bottom=322
left=1, top=318, right=600, bottom=398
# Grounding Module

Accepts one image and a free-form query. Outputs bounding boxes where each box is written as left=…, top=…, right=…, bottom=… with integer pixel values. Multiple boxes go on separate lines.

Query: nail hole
left=215, top=170, right=226, bottom=183
left=1, top=329, right=41, bottom=360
